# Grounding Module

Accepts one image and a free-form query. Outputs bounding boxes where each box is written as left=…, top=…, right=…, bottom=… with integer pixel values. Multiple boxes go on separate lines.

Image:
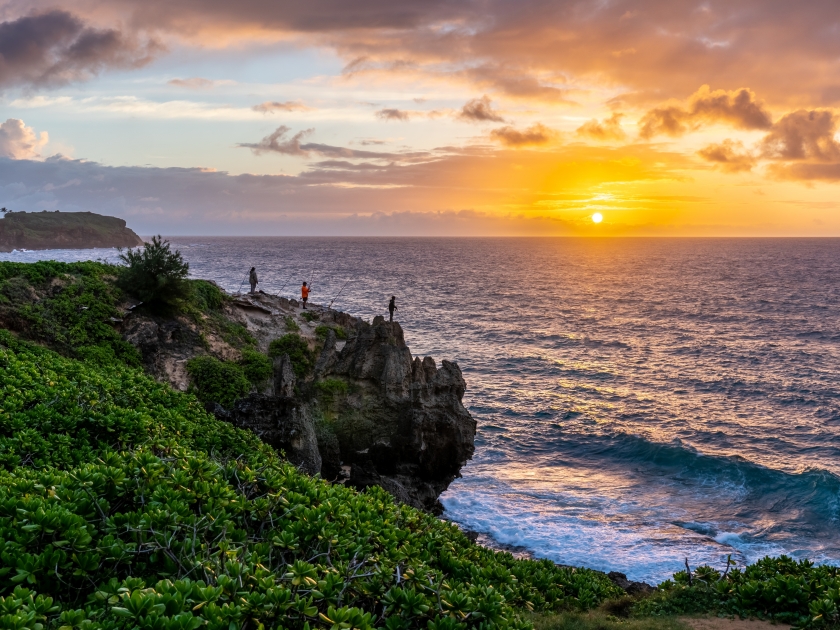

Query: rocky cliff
left=0, top=211, right=143, bottom=252
left=119, top=290, right=476, bottom=513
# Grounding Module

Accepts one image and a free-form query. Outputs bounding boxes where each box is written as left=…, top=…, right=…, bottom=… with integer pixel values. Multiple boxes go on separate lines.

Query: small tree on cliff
left=118, top=235, right=189, bottom=308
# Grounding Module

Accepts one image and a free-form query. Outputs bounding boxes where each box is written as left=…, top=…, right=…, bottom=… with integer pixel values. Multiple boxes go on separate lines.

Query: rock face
left=0, top=211, right=143, bottom=252
left=330, top=318, right=476, bottom=513
left=118, top=288, right=476, bottom=514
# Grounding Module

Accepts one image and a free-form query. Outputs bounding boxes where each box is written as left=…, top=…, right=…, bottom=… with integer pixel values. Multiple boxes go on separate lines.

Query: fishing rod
left=236, top=269, right=250, bottom=295
left=329, top=279, right=352, bottom=310
left=276, top=270, right=296, bottom=296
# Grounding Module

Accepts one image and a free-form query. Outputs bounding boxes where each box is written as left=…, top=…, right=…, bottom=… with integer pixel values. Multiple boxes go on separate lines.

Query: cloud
left=489, top=123, right=555, bottom=147
left=237, top=125, right=314, bottom=156
left=237, top=126, right=411, bottom=159
left=457, top=96, right=505, bottom=123
left=577, top=113, right=626, bottom=141
left=640, top=85, right=773, bottom=138
left=376, top=108, right=410, bottom=121
left=697, top=140, right=756, bottom=173
left=252, top=100, right=311, bottom=113
left=0, top=119, right=49, bottom=159
left=0, top=10, right=161, bottom=90
left=167, top=77, right=214, bottom=89
left=760, top=110, right=840, bottom=162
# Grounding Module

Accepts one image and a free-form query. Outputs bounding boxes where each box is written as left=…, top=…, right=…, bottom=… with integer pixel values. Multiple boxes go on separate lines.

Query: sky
left=1, top=1, right=840, bottom=236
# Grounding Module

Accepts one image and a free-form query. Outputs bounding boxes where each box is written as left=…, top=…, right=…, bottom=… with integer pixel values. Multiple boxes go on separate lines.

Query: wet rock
left=607, top=572, right=656, bottom=596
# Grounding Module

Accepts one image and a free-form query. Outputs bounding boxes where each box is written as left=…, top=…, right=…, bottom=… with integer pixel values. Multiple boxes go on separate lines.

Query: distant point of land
left=0, top=210, right=144, bottom=252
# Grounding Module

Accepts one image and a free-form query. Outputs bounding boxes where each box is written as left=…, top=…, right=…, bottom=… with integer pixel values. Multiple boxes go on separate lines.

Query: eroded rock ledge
left=121, top=290, right=476, bottom=513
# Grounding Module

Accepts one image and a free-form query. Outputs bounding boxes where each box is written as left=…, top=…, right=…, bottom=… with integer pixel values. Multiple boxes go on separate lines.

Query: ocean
left=5, top=237, right=840, bottom=584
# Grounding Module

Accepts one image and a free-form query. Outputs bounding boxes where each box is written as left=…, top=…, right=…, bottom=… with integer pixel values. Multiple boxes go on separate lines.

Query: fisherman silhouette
left=301, top=282, right=310, bottom=309
left=388, top=295, right=398, bottom=322
left=249, top=267, right=258, bottom=294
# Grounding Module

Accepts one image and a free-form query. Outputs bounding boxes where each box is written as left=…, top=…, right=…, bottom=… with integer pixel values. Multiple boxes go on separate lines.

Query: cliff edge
left=120, top=290, right=476, bottom=513
left=0, top=211, right=144, bottom=252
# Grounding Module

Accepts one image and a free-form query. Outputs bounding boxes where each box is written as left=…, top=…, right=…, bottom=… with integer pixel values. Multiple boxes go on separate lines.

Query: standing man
left=301, top=281, right=310, bottom=309
left=388, top=295, right=398, bottom=322
left=249, top=267, right=258, bottom=294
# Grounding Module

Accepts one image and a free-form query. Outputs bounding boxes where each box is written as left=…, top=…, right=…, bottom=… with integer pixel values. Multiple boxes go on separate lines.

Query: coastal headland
left=0, top=258, right=827, bottom=629
left=0, top=210, right=143, bottom=252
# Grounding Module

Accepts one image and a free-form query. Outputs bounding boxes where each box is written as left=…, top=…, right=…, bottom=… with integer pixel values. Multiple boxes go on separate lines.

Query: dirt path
left=683, top=617, right=789, bottom=630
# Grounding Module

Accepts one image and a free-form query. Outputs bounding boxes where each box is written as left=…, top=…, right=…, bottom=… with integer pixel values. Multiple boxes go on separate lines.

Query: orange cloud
left=490, top=123, right=555, bottom=147
left=640, top=86, right=772, bottom=138
left=697, top=140, right=756, bottom=173
left=457, top=96, right=505, bottom=123
left=760, top=110, right=840, bottom=162
left=577, top=113, right=626, bottom=141
left=252, top=100, right=311, bottom=113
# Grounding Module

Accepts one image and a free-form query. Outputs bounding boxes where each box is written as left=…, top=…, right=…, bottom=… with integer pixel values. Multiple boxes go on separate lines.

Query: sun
left=592, top=212, right=604, bottom=223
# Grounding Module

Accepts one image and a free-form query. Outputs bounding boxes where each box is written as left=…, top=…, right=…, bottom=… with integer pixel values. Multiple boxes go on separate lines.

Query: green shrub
left=239, top=348, right=272, bottom=385
left=185, top=355, right=251, bottom=408
left=191, top=279, right=225, bottom=311
left=315, top=325, right=347, bottom=341
left=211, top=314, right=257, bottom=348
left=285, top=315, right=301, bottom=332
left=316, top=378, right=349, bottom=404
left=301, top=311, right=318, bottom=322
left=269, top=333, right=314, bottom=378
left=118, top=235, right=189, bottom=308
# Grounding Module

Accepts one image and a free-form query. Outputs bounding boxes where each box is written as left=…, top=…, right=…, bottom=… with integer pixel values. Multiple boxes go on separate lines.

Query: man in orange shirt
left=301, top=281, right=310, bottom=308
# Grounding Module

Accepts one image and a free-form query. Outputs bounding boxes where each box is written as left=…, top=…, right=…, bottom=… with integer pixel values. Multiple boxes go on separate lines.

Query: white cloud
left=0, top=119, right=49, bottom=159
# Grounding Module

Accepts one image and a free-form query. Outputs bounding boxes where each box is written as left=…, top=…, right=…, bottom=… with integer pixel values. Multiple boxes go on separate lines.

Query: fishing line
left=329, top=279, right=352, bottom=310
left=237, top=269, right=250, bottom=294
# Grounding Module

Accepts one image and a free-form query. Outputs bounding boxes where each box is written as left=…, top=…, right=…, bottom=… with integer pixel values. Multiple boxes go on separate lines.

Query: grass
left=532, top=611, right=690, bottom=630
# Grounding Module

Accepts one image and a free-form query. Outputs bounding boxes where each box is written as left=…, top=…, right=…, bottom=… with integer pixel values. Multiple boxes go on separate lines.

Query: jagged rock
left=224, top=394, right=321, bottom=475
left=273, top=354, right=296, bottom=398
left=607, top=572, right=656, bottom=596
left=313, top=329, right=338, bottom=377
left=328, top=319, right=476, bottom=513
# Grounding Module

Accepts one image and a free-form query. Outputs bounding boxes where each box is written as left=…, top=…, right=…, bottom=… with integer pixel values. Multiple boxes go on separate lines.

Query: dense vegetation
left=0, top=332, right=625, bottom=629
left=185, top=349, right=272, bottom=408
left=0, top=260, right=141, bottom=367
left=636, top=556, right=840, bottom=627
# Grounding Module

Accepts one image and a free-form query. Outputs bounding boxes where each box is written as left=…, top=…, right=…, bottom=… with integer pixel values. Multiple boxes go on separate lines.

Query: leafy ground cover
left=0, top=333, right=624, bottom=629
left=635, top=557, right=840, bottom=628
left=269, top=333, right=316, bottom=378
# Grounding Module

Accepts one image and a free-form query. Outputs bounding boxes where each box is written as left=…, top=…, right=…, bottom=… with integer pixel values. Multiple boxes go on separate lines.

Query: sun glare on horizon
left=592, top=213, right=604, bottom=224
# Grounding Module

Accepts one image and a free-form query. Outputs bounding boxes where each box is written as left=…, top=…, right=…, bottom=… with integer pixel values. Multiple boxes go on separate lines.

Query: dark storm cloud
left=457, top=96, right=505, bottom=123
left=640, top=86, right=773, bottom=138
left=0, top=10, right=160, bottom=90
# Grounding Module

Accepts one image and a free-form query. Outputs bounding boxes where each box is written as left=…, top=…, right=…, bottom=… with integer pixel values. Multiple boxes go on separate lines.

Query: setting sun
left=592, top=213, right=604, bottom=224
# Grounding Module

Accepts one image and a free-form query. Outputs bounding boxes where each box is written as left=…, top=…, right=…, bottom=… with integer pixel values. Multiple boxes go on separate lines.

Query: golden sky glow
left=1, top=1, right=839, bottom=235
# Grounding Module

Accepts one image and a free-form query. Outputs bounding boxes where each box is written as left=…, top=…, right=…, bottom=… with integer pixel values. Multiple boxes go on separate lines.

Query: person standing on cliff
left=249, top=267, right=258, bottom=294
left=301, top=281, right=310, bottom=308
left=388, top=295, right=398, bottom=322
